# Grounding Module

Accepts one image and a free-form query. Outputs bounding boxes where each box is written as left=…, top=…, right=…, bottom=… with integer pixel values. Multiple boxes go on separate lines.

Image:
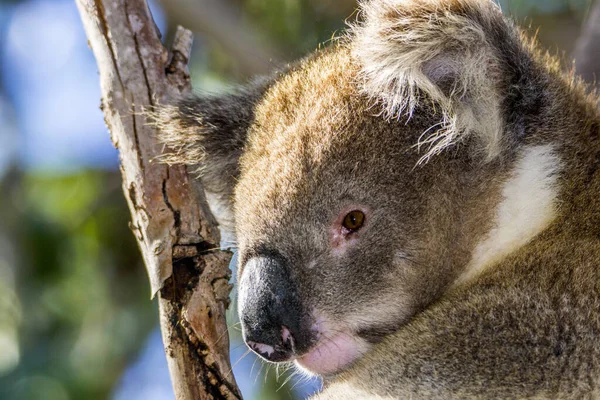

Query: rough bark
left=75, top=0, right=241, bottom=398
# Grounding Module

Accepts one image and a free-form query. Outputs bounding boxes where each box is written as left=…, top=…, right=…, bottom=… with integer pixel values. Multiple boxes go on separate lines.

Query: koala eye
left=342, top=210, right=365, bottom=232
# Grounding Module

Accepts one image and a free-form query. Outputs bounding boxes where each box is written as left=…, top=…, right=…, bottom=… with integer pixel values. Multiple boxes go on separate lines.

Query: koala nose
left=245, top=326, right=296, bottom=362
left=238, top=255, right=307, bottom=362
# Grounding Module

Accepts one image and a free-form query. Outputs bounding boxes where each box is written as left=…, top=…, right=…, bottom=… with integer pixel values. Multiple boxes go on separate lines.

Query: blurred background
left=0, top=0, right=597, bottom=399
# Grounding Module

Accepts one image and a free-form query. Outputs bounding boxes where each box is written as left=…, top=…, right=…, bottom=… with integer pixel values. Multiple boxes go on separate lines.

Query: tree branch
left=160, top=0, right=280, bottom=76
left=75, top=0, right=241, bottom=398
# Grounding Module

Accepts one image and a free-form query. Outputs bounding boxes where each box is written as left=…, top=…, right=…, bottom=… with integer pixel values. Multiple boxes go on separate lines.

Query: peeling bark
left=76, top=0, right=241, bottom=398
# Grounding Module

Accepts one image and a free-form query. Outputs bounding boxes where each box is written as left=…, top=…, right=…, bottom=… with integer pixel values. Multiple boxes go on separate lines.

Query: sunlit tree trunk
left=75, top=1, right=242, bottom=398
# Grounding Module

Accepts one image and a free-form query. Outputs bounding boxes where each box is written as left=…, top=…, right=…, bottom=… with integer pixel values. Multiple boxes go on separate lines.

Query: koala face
left=233, top=50, right=497, bottom=376
left=235, top=57, right=420, bottom=375
left=157, top=0, right=543, bottom=378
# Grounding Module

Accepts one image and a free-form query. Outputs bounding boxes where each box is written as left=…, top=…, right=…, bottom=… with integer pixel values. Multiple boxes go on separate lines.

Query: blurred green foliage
left=0, top=171, right=156, bottom=399
left=244, top=0, right=346, bottom=56
left=189, top=0, right=352, bottom=88
left=499, top=0, right=590, bottom=15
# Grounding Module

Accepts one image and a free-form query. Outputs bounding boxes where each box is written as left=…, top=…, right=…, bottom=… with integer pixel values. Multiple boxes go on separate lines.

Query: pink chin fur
left=295, top=331, right=370, bottom=375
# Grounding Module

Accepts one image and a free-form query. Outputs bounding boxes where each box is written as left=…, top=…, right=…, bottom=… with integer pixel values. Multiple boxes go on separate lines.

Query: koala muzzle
left=238, top=255, right=310, bottom=362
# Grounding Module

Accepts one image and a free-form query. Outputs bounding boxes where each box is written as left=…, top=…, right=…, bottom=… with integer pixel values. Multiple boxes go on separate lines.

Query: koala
left=154, top=0, right=600, bottom=398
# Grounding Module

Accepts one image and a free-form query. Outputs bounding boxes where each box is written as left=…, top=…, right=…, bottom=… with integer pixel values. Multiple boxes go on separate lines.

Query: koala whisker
left=276, top=363, right=282, bottom=381
left=275, top=362, right=293, bottom=383
left=228, top=348, right=253, bottom=376
left=276, top=368, right=300, bottom=392
left=253, top=361, right=266, bottom=385
left=287, top=371, right=304, bottom=392
left=214, top=323, right=242, bottom=347
left=264, top=363, right=273, bottom=384
left=230, top=342, right=249, bottom=353
left=250, top=357, right=263, bottom=382
left=227, top=321, right=242, bottom=329
left=289, top=376, right=314, bottom=394
left=223, top=321, right=243, bottom=339
left=250, top=353, right=261, bottom=378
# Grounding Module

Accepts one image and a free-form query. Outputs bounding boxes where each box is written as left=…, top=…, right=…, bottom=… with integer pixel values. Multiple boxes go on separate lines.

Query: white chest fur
left=457, top=145, right=562, bottom=284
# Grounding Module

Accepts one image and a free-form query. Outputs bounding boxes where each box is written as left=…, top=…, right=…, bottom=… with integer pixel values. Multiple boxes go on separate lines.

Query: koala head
left=156, top=0, right=551, bottom=377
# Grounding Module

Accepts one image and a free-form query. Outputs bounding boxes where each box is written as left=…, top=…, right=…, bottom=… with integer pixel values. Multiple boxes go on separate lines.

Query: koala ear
left=352, top=0, right=527, bottom=163
left=153, top=80, right=269, bottom=200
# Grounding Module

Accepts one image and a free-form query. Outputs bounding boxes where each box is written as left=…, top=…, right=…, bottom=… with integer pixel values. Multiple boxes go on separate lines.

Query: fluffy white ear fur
left=351, top=0, right=506, bottom=164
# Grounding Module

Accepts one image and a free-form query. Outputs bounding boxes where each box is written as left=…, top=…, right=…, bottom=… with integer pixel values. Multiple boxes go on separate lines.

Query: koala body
left=156, top=0, right=600, bottom=398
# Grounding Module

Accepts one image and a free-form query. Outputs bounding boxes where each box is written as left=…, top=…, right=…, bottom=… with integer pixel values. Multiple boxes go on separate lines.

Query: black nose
left=238, top=255, right=307, bottom=362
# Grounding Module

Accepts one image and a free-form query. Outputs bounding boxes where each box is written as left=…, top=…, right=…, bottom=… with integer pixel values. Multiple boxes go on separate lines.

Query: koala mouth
left=295, top=331, right=370, bottom=376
